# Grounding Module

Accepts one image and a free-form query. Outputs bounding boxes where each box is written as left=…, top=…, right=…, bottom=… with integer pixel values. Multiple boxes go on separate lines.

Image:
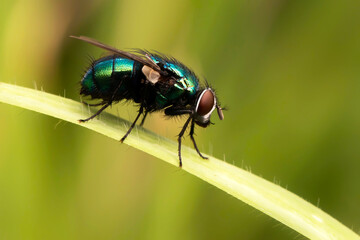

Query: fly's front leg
left=165, top=107, right=194, bottom=167
left=165, top=108, right=193, bottom=116
left=190, top=120, right=208, bottom=159
left=177, top=116, right=192, bottom=167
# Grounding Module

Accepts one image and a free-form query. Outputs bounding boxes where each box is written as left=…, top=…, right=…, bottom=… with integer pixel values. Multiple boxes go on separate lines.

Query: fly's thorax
left=150, top=55, right=199, bottom=91
left=153, top=74, right=199, bottom=109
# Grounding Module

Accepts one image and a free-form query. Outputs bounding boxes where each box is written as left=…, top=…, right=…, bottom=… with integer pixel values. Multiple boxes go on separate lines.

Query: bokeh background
left=0, top=0, right=359, bottom=239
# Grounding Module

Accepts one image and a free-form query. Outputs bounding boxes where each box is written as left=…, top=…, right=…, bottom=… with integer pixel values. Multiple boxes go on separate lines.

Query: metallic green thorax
left=150, top=55, right=199, bottom=107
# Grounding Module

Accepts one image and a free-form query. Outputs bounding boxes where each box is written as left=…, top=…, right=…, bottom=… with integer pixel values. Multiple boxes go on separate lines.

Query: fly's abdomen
left=81, top=56, right=142, bottom=101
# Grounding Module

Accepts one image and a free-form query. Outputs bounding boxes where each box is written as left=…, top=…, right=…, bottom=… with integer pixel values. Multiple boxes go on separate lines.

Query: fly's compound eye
left=196, top=89, right=215, bottom=116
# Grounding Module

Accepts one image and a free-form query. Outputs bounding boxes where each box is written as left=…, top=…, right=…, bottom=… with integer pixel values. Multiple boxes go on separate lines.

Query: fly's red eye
left=197, top=90, right=215, bottom=116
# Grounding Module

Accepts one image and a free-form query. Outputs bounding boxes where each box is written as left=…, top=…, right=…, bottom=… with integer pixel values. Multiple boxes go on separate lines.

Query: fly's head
left=193, top=88, right=224, bottom=128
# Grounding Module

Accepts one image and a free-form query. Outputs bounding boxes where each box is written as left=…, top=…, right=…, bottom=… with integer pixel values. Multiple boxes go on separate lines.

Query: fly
left=71, top=36, right=224, bottom=167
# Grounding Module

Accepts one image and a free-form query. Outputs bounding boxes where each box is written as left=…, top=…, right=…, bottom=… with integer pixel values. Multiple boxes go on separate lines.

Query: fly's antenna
left=216, top=105, right=224, bottom=120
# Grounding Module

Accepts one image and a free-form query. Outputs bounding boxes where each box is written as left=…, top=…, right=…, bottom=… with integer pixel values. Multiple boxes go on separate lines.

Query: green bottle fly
left=72, top=36, right=224, bottom=167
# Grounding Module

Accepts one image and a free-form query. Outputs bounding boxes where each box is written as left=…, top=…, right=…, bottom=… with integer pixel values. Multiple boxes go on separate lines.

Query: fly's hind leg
left=82, top=101, right=107, bottom=107
left=79, top=102, right=111, bottom=123
left=80, top=58, right=122, bottom=123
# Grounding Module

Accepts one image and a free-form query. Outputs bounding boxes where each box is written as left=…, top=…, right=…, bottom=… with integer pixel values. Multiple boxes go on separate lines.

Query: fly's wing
left=70, top=35, right=167, bottom=76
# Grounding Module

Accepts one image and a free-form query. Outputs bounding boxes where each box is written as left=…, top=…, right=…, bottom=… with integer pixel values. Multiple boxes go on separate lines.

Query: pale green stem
left=0, top=82, right=358, bottom=240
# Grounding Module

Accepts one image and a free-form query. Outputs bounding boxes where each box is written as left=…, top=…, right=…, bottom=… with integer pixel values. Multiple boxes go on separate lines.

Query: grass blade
left=0, top=82, right=358, bottom=240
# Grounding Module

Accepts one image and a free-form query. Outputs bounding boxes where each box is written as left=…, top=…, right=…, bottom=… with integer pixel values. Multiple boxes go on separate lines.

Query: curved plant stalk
left=0, top=82, right=358, bottom=240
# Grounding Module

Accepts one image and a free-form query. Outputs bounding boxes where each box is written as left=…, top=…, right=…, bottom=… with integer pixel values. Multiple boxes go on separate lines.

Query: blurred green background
left=0, top=0, right=359, bottom=239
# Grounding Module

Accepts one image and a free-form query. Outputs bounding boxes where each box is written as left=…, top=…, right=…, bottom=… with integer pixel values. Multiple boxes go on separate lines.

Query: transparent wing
left=70, top=35, right=167, bottom=75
